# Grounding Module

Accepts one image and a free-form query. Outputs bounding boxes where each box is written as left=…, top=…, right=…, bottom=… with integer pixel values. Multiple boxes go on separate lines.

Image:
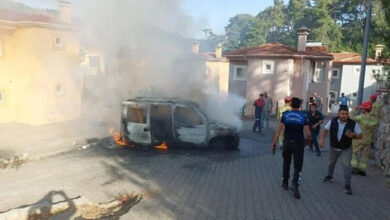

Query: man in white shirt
left=319, top=106, right=362, bottom=195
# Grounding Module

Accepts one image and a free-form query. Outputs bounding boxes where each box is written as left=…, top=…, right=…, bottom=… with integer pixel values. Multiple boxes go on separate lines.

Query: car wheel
left=209, top=138, right=227, bottom=150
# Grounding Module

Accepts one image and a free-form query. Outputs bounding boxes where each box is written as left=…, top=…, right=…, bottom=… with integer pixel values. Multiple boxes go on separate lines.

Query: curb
left=0, top=140, right=98, bottom=170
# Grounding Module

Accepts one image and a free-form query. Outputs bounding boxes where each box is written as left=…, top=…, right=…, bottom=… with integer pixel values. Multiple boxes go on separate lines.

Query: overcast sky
left=13, top=0, right=273, bottom=36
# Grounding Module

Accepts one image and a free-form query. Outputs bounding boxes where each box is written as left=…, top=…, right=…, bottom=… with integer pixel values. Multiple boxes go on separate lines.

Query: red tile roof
left=0, top=8, right=58, bottom=23
left=330, top=52, right=377, bottom=64
left=225, top=43, right=333, bottom=59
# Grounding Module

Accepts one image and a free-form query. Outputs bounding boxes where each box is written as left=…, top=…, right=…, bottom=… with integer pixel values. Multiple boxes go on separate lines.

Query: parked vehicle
left=119, top=97, right=240, bottom=150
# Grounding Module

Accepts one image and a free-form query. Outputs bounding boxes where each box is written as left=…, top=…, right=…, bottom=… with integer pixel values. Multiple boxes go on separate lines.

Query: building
left=0, top=1, right=81, bottom=125
left=330, top=47, right=384, bottom=109
left=225, top=28, right=334, bottom=114
left=192, top=42, right=230, bottom=96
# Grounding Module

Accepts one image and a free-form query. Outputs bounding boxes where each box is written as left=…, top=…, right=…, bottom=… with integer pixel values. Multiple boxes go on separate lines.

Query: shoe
left=323, top=176, right=333, bottom=183
left=292, top=186, right=301, bottom=199
left=352, top=168, right=360, bottom=175
left=282, top=182, right=288, bottom=190
left=344, top=185, right=352, bottom=195
left=316, top=152, right=321, bottom=157
left=358, top=170, right=366, bottom=176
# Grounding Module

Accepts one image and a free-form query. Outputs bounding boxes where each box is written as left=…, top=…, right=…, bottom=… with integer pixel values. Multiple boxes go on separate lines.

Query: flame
left=110, top=127, right=134, bottom=147
left=154, top=141, right=168, bottom=150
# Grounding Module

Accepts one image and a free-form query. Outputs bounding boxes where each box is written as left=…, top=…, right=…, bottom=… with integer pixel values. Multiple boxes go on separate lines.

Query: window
left=329, top=91, right=338, bottom=100
left=54, top=37, right=63, bottom=47
left=355, top=67, right=360, bottom=74
left=126, top=107, right=147, bottom=124
left=55, top=85, right=63, bottom=94
left=234, top=65, right=247, bottom=80
left=351, top=92, right=358, bottom=100
left=262, top=60, right=275, bottom=74
left=372, top=69, right=381, bottom=75
left=88, top=56, right=101, bottom=68
left=312, top=62, right=326, bottom=83
left=0, top=90, right=4, bottom=102
left=175, top=106, right=203, bottom=127
left=331, top=69, right=340, bottom=79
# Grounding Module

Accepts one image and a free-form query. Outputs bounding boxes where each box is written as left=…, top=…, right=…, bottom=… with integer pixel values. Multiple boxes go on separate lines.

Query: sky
left=12, top=0, right=274, bottom=37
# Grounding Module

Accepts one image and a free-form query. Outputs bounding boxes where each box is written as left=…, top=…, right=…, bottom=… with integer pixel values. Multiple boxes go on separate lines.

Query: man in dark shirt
left=306, top=103, right=324, bottom=156
left=252, top=93, right=265, bottom=133
left=271, top=97, right=312, bottom=199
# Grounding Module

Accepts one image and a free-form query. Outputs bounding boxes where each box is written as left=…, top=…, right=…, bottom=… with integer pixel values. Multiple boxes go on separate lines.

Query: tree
left=309, top=0, right=342, bottom=51
left=224, top=14, right=257, bottom=51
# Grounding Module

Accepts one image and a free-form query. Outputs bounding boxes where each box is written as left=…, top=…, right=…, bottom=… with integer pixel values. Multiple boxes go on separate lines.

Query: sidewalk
left=0, top=118, right=111, bottom=162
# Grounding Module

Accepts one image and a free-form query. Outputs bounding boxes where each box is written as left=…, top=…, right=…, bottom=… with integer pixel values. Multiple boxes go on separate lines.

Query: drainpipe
left=357, top=0, right=372, bottom=112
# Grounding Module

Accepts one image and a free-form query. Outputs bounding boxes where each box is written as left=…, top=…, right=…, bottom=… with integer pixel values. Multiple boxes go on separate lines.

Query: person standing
left=252, top=93, right=265, bottom=133
left=271, top=97, right=312, bottom=199
left=338, top=93, right=349, bottom=109
left=263, top=92, right=273, bottom=129
left=320, top=106, right=362, bottom=195
left=350, top=102, right=379, bottom=176
left=306, top=103, right=324, bottom=156
left=277, top=97, right=292, bottom=147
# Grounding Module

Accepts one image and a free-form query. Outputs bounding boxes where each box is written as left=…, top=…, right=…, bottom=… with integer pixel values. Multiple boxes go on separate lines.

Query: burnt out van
left=119, top=97, right=240, bottom=150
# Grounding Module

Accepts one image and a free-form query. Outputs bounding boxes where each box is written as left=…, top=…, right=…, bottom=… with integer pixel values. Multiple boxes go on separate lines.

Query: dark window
left=56, top=85, right=63, bottom=94
left=266, top=64, right=271, bottom=70
left=175, top=106, right=203, bottom=127
left=126, top=107, right=147, bottom=124
left=88, top=56, right=101, bottom=68
left=0, top=90, right=4, bottom=102
left=55, top=37, right=63, bottom=46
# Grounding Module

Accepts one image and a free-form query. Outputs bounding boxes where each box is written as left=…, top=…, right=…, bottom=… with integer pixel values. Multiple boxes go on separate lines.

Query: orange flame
left=154, top=141, right=168, bottom=150
left=110, top=127, right=134, bottom=147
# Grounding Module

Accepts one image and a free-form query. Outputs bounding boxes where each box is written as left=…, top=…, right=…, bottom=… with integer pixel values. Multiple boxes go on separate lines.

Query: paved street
left=1, top=129, right=390, bottom=219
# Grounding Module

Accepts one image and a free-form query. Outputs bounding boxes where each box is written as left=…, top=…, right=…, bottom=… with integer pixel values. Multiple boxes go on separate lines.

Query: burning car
left=118, top=97, right=240, bottom=150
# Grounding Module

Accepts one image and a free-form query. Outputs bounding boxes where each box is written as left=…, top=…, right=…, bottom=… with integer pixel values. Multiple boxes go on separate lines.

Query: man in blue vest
left=271, top=97, right=312, bottom=199
left=319, top=106, right=362, bottom=195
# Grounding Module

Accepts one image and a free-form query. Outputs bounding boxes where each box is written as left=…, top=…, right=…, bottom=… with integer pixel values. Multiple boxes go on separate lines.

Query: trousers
left=328, top=147, right=352, bottom=185
left=283, top=140, right=304, bottom=186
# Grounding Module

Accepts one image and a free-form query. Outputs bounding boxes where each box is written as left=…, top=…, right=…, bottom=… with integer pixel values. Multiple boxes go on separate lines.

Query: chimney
left=375, top=44, right=384, bottom=59
left=297, top=27, right=310, bottom=52
left=215, top=43, right=222, bottom=59
left=192, top=41, right=200, bottom=55
left=58, top=0, right=71, bottom=24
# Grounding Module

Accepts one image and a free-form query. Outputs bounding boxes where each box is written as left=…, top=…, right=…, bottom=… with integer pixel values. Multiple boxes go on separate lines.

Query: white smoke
left=72, top=0, right=244, bottom=129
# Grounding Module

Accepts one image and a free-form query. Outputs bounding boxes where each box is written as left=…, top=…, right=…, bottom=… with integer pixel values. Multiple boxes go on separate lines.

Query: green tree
left=224, top=14, right=257, bottom=51
left=309, top=0, right=342, bottom=51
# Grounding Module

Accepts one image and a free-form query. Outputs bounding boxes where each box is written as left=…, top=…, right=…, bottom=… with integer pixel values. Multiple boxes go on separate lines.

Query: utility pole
left=357, top=0, right=373, bottom=108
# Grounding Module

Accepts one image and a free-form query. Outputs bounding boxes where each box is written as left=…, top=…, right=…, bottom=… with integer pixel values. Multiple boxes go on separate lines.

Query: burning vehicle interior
left=119, top=97, right=240, bottom=150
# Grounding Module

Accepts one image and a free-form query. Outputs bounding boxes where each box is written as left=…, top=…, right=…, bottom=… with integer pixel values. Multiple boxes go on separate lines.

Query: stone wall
left=375, top=94, right=390, bottom=177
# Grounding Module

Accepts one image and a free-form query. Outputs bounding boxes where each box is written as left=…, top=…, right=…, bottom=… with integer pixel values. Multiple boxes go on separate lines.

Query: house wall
left=0, top=26, right=81, bottom=125
left=330, top=64, right=342, bottom=95
left=245, top=58, right=291, bottom=115
left=307, top=60, right=332, bottom=113
left=205, top=59, right=230, bottom=96
left=228, top=60, right=248, bottom=99
left=340, top=64, right=382, bottom=107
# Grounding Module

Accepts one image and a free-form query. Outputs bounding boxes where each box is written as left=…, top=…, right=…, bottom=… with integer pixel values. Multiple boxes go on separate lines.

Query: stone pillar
left=375, top=94, right=390, bottom=177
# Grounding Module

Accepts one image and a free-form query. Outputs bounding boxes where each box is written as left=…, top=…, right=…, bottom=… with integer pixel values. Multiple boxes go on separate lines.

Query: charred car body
left=119, top=97, right=240, bottom=149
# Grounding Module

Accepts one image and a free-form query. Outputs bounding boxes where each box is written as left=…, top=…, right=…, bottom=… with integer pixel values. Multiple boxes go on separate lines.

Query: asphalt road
left=1, top=135, right=390, bottom=219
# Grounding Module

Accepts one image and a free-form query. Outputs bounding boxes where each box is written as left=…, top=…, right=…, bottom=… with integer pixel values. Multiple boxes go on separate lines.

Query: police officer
left=271, top=97, right=312, bottom=199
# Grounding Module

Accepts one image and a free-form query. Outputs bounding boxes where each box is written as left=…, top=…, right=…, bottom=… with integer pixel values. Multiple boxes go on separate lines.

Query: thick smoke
left=73, top=0, right=245, bottom=129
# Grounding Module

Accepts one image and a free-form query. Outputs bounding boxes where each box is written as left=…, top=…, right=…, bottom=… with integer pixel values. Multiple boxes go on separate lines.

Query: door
left=123, top=103, right=152, bottom=145
left=174, top=104, right=207, bottom=145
